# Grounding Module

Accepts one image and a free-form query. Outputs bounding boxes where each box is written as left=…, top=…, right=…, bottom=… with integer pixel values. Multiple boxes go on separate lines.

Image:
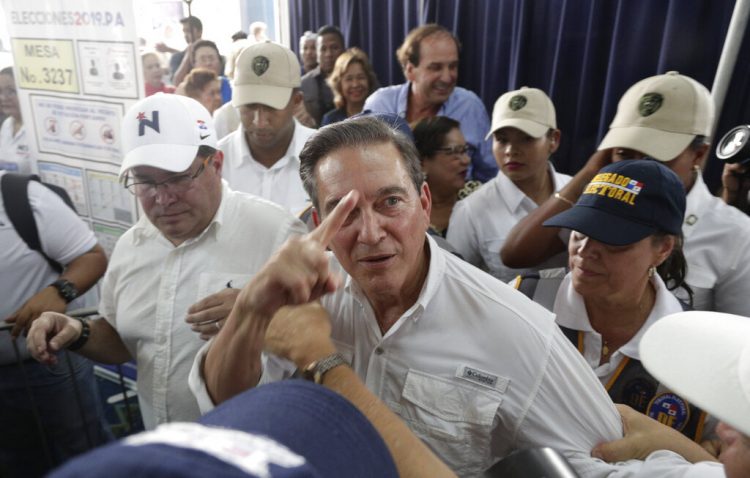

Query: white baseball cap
left=487, top=87, right=557, bottom=139
left=119, top=93, right=217, bottom=178
left=232, top=41, right=301, bottom=109
left=640, top=311, right=750, bottom=436
left=598, top=71, right=715, bottom=161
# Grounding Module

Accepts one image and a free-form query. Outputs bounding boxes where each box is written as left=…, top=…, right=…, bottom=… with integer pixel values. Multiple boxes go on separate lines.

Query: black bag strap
left=1, top=173, right=75, bottom=274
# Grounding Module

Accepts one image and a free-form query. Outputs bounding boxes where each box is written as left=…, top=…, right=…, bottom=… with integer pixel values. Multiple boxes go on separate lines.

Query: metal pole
left=711, top=0, right=750, bottom=141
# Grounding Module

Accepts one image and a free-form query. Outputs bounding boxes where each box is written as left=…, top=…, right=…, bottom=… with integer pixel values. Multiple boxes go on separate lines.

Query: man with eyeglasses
left=447, top=87, right=570, bottom=282
left=25, top=94, right=306, bottom=430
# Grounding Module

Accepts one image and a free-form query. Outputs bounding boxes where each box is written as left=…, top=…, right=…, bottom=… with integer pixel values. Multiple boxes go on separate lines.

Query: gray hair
left=299, top=116, right=424, bottom=210
left=300, top=30, right=317, bottom=43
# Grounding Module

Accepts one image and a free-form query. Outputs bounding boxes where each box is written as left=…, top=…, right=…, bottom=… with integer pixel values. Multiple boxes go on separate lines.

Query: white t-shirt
left=99, top=183, right=306, bottom=429
left=0, top=172, right=96, bottom=363
left=447, top=164, right=571, bottom=282
left=219, top=119, right=316, bottom=216
left=0, top=117, right=34, bottom=174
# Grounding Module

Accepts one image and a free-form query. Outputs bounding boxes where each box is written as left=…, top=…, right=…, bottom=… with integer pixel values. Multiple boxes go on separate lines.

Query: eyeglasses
left=124, top=156, right=212, bottom=198
left=435, top=144, right=475, bottom=156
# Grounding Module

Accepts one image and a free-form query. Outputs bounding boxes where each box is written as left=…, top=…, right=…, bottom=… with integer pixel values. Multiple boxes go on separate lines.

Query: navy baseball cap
left=543, top=159, right=685, bottom=245
left=50, top=380, right=398, bottom=478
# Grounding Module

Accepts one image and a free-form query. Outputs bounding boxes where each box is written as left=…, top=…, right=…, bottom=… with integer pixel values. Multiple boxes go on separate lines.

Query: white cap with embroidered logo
left=232, top=41, right=301, bottom=110
left=598, top=71, right=715, bottom=161
left=119, top=93, right=217, bottom=178
left=486, top=86, right=557, bottom=139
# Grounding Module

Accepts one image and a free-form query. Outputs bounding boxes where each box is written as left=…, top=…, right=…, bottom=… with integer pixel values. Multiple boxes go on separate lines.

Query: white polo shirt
left=0, top=118, right=34, bottom=174
left=100, top=183, right=306, bottom=430
left=219, top=119, right=316, bottom=216
left=447, top=164, right=571, bottom=282
left=676, top=175, right=750, bottom=315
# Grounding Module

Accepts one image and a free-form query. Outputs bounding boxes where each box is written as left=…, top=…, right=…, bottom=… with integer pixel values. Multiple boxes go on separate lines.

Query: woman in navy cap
left=526, top=159, right=716, bottom=447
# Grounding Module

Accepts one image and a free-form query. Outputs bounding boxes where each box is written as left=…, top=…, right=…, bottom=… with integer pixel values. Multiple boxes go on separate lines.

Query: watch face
left=53, top=279, right=79, bottom=303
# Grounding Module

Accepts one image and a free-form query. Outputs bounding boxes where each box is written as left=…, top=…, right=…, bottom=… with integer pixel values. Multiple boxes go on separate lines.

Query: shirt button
left=374, top=347, right=384, bottom=355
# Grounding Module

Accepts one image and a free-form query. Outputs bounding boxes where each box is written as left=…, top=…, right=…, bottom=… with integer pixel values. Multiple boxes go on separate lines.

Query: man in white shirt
left=219, top=41, right=316, bottom=215
left=26, top=94, right=306, bottom=430
left=189, top=116, right=709, bottom=477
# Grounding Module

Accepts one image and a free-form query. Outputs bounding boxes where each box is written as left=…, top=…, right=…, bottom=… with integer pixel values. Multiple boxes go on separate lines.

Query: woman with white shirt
left=447, top=87, right=570, bottom=282
left=0, top=67, right=34, bottom=174
left=541, top=159, right=716, bottom=445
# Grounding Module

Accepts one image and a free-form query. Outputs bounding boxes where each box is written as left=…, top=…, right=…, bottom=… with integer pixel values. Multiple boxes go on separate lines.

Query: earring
left=648, top=266, right=656, bottom=278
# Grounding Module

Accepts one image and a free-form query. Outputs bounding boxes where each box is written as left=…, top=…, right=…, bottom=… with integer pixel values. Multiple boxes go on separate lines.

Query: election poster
left=2, top=0, right=143, bottom=256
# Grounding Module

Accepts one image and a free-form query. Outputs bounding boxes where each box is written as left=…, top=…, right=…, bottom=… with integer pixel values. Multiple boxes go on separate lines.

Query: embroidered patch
left=253, top=56, right=269, bottom=76
left=455, top=365, right=507, bottom=392
left=638, top=92, right=663, bottom=117
left=508, top=94, right=527, bottom=111
left=647, top=392, right=690, bottom=431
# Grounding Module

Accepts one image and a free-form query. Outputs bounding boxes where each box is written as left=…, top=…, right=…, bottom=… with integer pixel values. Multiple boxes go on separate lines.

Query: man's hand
left=186, top=288, right=240, bottom=340
left=592, top=404, right=718, bottom=464
left=25, top=312, right=83, bottom=366
left=265, top=302, right=336, bottom=368
left=236, top=190, right=359, bottom=319
left=5, top=286, right=67, bottom=338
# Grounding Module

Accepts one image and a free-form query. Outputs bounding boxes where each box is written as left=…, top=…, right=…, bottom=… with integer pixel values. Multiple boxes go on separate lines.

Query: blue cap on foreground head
left=543, top=159, right=685, bottom=246
left=640, top=311, right=750, bottom=436
left=50, top=380, right=398, bottom=478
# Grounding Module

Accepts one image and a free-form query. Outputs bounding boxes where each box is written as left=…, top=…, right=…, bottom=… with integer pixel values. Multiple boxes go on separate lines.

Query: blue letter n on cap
left=137, top=111, right=160, bottom=136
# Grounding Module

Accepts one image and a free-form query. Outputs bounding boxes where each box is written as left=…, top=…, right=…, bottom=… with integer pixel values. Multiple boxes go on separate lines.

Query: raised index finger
left=308, top=190, right=359, bottom=247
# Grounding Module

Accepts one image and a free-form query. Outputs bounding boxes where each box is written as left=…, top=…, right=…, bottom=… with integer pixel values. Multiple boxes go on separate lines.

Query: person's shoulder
left=451, top=86, right=484, bottom=104
left=365, top=84, right=405, bottom=109
left=226, top=188, right=300, bottom=224
left=438, top=247, right=556, bottom=327
left=217, top=128, right=240, bottom=149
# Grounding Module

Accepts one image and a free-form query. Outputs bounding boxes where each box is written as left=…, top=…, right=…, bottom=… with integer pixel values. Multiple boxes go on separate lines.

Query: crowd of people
left=2, top=15, right=750, bottom=478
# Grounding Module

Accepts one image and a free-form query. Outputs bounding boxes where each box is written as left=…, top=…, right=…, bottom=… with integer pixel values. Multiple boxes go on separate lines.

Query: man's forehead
left=419, top=33, right=458, bottom=60
left=131, top=160, right=195, bottom=178
left=318, top=33, right=342, bottom=46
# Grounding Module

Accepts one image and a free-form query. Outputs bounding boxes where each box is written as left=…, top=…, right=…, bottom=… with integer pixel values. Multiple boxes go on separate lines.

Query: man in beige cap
left=501, top=71, right=750, bottom=316
left=219, top=41, right=316, bottom=215
left=447, top=87, right=570, bottom=281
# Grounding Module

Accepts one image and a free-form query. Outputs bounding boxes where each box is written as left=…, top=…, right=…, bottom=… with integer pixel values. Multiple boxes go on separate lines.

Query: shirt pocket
left=388, top=368, right=502, bottom=476
left=196, top=272, right=252, bottom=301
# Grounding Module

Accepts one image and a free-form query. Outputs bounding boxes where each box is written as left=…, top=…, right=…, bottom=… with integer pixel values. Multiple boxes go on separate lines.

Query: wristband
left=68, top=317, right=90, bottom=351
left=554, top=192, right=576, bottom=207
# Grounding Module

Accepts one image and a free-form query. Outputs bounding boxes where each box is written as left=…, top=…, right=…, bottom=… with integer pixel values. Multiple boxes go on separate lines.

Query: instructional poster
left=2, top=0, right=142, bottom=252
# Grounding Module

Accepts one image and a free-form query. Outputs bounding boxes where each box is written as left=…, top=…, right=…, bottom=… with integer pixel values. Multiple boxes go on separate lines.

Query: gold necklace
left=602, top=339, right=610, bottom=356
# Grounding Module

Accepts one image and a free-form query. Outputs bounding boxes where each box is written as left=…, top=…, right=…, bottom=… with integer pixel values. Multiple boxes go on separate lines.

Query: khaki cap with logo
left=598, top=71, right=715, bottom=161
left=232, top=41, right=301, bottom=110
left=487, top=86, right=557, bottom=139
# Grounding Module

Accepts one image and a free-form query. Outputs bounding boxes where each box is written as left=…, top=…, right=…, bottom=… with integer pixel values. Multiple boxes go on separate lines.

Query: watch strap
left=68, top=317, right=90, bottom=351
left=50, top=279, right=79, bottom=303
left=302, top=352, right=347, bottom=384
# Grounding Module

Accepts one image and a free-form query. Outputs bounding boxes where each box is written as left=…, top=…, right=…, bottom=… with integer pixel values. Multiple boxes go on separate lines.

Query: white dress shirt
left=219, top=119, right=316, bottom=216
left=676, top=175, right=750, bottom=315
left=100, top=184, right=306, bottom=430
left=193, top=235, right=652, bottom=477
left=447, top=164, right=571, bottom=282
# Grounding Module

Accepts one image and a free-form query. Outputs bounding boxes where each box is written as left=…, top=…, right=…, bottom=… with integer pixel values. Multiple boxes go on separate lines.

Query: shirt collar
left=554, top=272, right=680, bottom=360
left=494, top=162, right=561, bottom=213
left=397, top=82, right=456, bottom=118
left=342, top=234, right=444, bottom=323
left=234, top=120, right=302, bottom=171
left=683, top=174, right=709, bottom=236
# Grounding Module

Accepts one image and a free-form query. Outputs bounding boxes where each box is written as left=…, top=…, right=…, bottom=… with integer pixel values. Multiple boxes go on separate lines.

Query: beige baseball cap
left=486, top=87, right=557, bottom=139
left=232, top=41, right=301, bottom=109
left=598, top=71, right=715, bottom=161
